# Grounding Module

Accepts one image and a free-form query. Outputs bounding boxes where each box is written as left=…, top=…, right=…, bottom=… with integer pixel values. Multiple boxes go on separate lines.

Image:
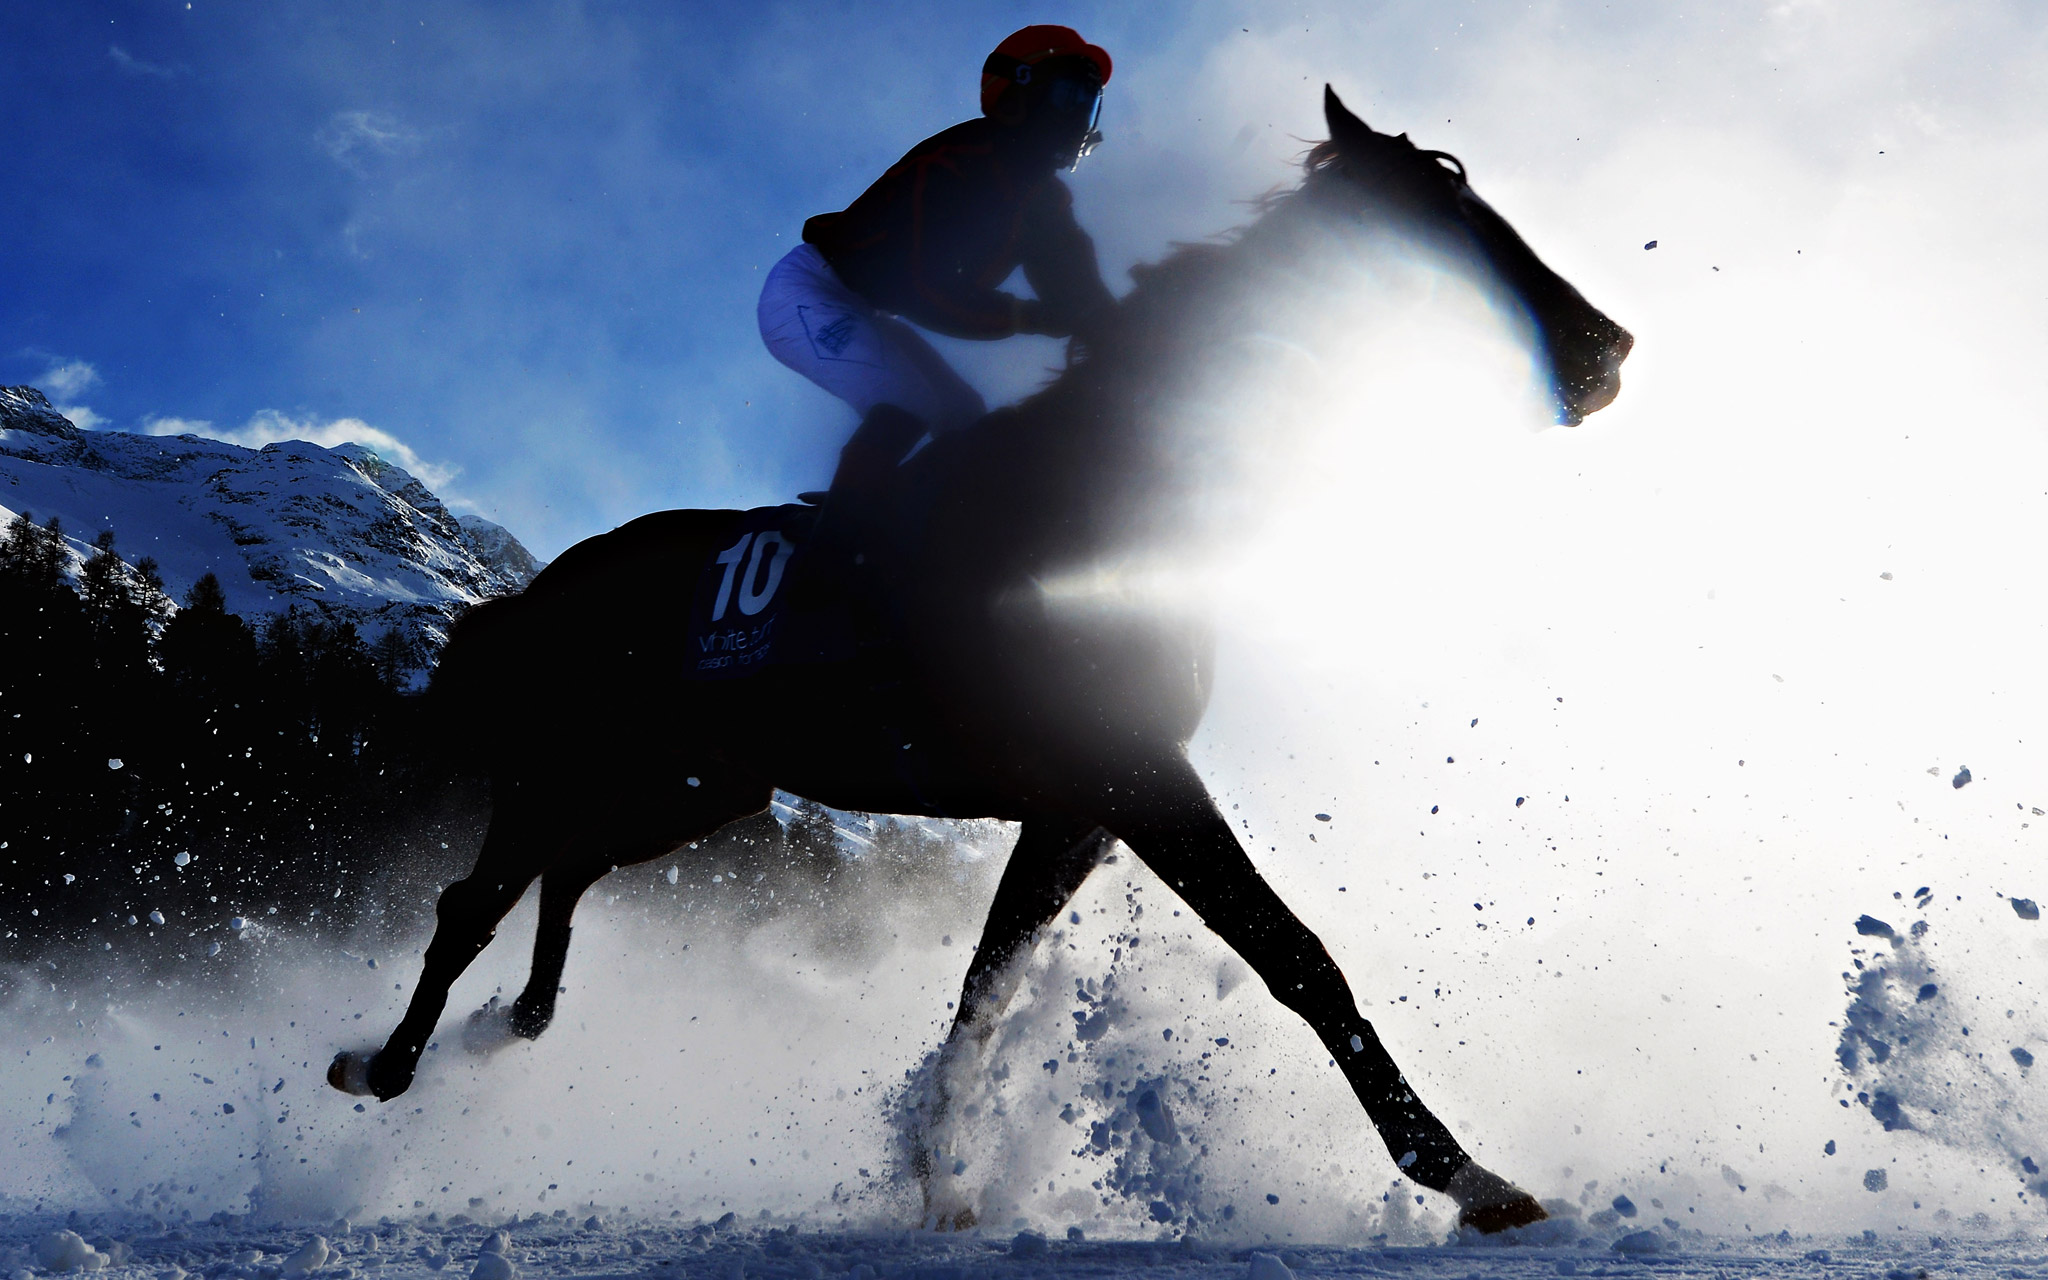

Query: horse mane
left=1116, top=141, right=1346, bottom=312
left=1024, top=140, right=1346, bottom=405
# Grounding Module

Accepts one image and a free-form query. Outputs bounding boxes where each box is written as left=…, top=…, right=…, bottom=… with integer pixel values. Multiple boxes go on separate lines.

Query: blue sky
left=4, top=1, right=1260, bottom=554
left=6, top=1, right=2044, bottom=555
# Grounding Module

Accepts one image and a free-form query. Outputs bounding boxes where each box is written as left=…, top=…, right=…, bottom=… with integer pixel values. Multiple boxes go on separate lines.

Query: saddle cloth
left=682, top=503, right=859, bottom=681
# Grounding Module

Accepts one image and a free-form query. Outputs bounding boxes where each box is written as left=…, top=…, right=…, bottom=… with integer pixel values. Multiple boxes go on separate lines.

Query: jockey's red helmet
left=980, top=25, right=1113, bottom=117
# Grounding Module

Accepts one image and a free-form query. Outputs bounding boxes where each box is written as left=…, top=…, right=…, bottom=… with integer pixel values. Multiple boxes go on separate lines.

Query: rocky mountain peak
left=0, top=385, right=85, bottom=443
left=0, top=386, right=544, bottom=650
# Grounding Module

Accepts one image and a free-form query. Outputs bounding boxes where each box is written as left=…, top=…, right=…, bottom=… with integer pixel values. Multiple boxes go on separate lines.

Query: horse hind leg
left=1101, top=755, right=1545, bottom=1234
left=329, top=800, right=564, bottom=1101
left=484, top=789, right=772, bottom=1048
left=498, top=843, right=665, bottom=1043
left=504, top=861, right=606, bottom=1040
left=458, top=857, right=611, bottom=1054
left=947, top=820, right=1112, bottom=1050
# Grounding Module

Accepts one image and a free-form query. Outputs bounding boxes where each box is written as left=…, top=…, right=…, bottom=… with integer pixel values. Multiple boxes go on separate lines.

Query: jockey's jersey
left=803, top=117, right=1115, bottom=340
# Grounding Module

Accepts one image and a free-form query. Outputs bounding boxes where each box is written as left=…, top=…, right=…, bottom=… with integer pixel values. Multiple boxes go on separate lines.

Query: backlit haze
left=6, top=0, right=2048, bottom=1241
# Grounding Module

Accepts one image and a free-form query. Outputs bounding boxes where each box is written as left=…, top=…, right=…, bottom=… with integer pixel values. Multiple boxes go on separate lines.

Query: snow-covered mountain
left=0, top=385, right=542, bottom=645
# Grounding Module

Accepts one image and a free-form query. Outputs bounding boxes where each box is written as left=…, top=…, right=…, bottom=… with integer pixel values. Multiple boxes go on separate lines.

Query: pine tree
left=0, top=513, right=95, bottom=883
left=159, top=571, right=257, bottom=699
left=77, top=529, right=153, bottom=676
left=0, top=509, right=30, bottom=574
left=371, top=625, right=423, bottom=689
left=71, top=530, right=160, bottom=835
left=184, top=571, right=229, bottom=614
left=308, top=619, right=382, bottom=756
left=133, top=556, right=173, bottom=626
left=0, top=511, right=69, bottom=593
left=79, top=529, right=128, bottom=616
left=0, top=508, right=35, bottom=579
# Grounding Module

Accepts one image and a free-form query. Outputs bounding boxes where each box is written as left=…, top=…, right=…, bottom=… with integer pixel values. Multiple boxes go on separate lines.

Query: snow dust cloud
left=1119, top=0, right=2048, bottom=1243
left=1012, top=0, right=2048, bottom=1242
left=2, top=812, right=1005, bottom=1226
left=5, top=803, right=1468, bottom=1242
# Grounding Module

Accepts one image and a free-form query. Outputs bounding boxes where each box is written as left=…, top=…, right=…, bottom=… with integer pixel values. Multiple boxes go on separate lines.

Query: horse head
left=1314, top=86, right=1632, bottom=424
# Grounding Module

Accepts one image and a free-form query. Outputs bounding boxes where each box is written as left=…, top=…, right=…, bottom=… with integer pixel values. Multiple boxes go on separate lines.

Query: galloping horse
left=330, top=89, right=1631, bottom=1233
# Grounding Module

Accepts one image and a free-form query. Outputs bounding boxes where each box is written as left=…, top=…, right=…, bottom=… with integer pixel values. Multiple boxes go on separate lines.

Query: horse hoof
left=1457, top=1193, right=1547, bottom=1234
left=1557, top=321, right=1632, bottom=424
left=1446, top=1161, right=1547, bottom=1234
left=330, top=1048, right=416, bottom=1100
left=919, top=1151, right=977, bottom=1233
left=328, top=1050, right=375, bottom=1096
left=507, top=998, right=552, bottom=1041
left=923, top=1206, right=976, bottom=1233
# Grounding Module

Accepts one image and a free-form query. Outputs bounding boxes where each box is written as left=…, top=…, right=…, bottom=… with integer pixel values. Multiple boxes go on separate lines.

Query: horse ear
left=1324, top=85, right=1376, bottom=150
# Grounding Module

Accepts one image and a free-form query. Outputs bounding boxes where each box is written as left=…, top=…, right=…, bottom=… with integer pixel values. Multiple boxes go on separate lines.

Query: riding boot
left=834, top=403, right=929, bottom=500
left=783, top=404, right=927, bottom=669
left=802, top=404, right=926, bottom=599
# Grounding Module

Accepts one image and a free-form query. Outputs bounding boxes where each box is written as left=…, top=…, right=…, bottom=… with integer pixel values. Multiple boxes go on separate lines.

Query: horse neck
left=938, top=177, right=1511, bottom=577
left=999, top=196, right=1366, bottom=555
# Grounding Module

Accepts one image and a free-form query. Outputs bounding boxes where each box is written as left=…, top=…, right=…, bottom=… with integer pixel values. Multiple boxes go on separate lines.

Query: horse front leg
left=328, top=803, right=562, bottom=1101
left=920, top=819, right=1111, bottom=1227
left=1101, top=755, right=1546, bottom=1234
left=948, top=820, right=1113, bottom=1049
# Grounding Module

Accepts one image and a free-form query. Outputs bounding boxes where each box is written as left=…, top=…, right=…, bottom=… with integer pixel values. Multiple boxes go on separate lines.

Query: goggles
left=1056, top=79, right=1104, bottom=167
left=1043, top=75, right=1103, bottom=120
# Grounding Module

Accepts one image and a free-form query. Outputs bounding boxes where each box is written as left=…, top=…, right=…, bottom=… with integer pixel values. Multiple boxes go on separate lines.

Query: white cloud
left=339, top=217, right=374, bottom=261
left=37, top=358, right=100, bottom=400
left=318, top=110, right=424, bottom=173
left=137, top=415, right=214, bottom=437
left=108, top=45, right=179, bottom=79
left=144, top=409, right=459, bottom=493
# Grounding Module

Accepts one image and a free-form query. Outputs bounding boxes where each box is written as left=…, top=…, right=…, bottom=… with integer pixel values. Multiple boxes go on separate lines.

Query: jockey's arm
left=907, top=272, right=1028, bottom=341
left=1017, top=180, right=1117, bottom=341
left=902, top=154, right=1036, bottom=341
left=894, top=142, right=1114, bottom=342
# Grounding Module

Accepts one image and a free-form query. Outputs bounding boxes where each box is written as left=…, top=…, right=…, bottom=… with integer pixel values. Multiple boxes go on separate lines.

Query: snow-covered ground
left=2, top=1210, right=2030, bottom=1280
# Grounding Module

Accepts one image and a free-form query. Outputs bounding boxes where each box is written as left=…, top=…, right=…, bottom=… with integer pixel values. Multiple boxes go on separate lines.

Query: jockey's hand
left=1009, top=296, right=1074, bottom=339
left=1068, top=303, right=1122, bottom=348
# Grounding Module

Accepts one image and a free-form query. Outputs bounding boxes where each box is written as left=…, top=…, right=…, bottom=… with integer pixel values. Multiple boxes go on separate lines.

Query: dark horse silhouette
left=329, top=89, right=1631, bottom=1234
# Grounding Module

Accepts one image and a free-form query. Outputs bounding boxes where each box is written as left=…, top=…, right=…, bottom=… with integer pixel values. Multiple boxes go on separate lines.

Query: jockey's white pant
left=757, top=244, right=987, bottom=436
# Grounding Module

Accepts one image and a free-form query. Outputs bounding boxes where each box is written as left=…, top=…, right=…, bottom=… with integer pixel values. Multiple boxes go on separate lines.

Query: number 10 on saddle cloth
left=682, top=504, right=853, bottom=680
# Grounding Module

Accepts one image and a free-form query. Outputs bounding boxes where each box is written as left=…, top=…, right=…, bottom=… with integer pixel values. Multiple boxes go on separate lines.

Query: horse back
left=426, top=507, right=754, bottom=769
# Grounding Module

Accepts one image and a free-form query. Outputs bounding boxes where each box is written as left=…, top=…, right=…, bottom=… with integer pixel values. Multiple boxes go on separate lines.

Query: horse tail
left=422, top=592, right=536, bottom=771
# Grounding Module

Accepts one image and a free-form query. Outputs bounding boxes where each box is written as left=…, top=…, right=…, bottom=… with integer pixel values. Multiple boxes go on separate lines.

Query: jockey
left=758, top=25, right=1118, bottom=488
